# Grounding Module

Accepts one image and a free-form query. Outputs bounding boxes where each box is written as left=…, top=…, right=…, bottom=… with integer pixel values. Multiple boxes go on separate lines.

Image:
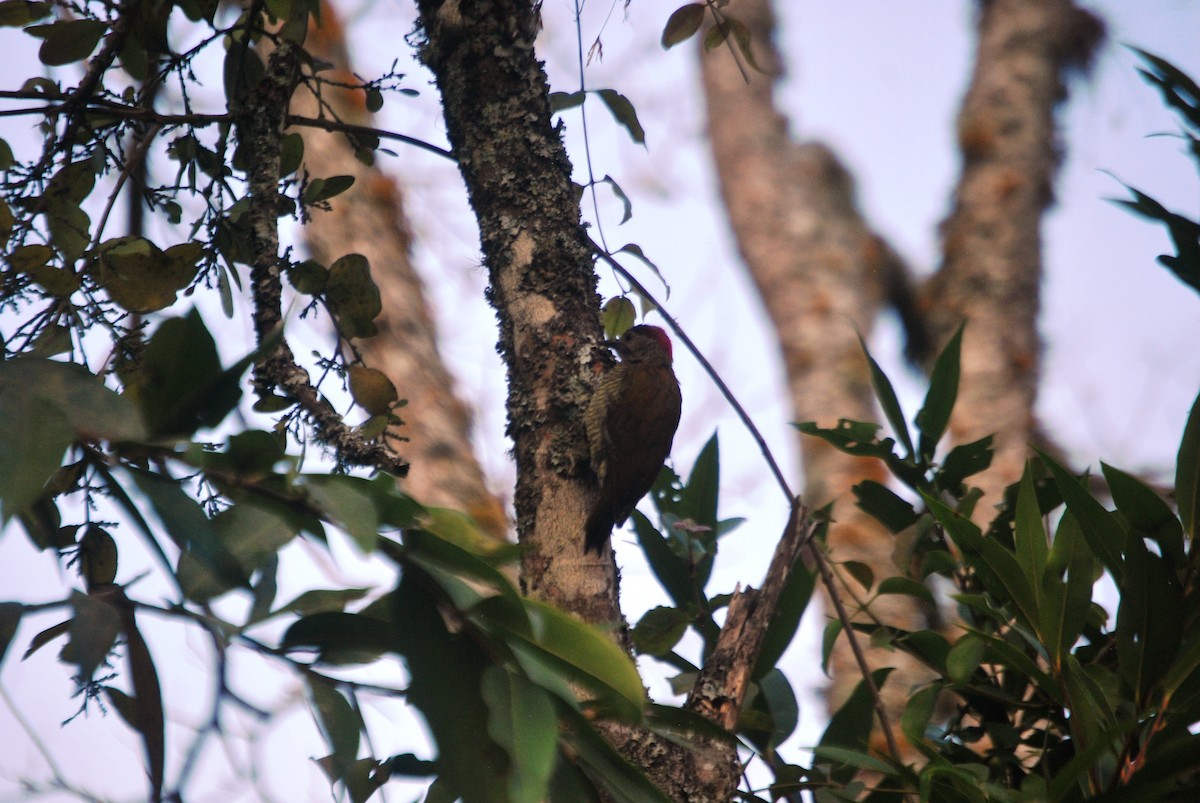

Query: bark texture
left=922, top=0, right=1104, bottom=521
left=290, top=6, right=507, bottom=537
left=413, top=0, right=622, bottom=627
left=412, top=3, right=817, bottom=797
left=699, top=0, right=933, bottom=742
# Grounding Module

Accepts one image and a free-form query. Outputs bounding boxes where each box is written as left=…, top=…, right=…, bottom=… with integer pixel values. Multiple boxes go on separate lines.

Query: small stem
left=810, top=538, right=903, bottom=762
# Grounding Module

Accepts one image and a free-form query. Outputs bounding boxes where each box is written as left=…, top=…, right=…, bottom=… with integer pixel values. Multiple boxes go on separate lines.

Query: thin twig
left=91, top=123, right=163, bottom=248
left=810, top=538, right=902, bottom=761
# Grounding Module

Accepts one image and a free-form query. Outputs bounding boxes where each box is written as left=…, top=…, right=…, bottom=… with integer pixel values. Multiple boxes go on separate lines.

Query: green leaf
left=857, top=333, right=914, bottom=458
left=133, top=310, right=246, bottom=437
left=394, top=529, right=519, bottom=610
left=632, top=511, right=694, bottom=611
left=303, top=174, right=355, bottom=204
left=841, top=561, right=874, bottom=593
left=33, top=19, right=107, bottom=66
left=1177, top=388, right=1200, bottom=539
left=302, top=475, right=380, bottom=552
left=0, top=197, right=13, bottom=244
left=794, top=419, right=897, bottom=461
left=93, top=236, right=202, bottom=313
left=0, top=358, right=146, bottom=521
left=853, top=480, right=918, bottom=533
left=215, top=502, right=297, bottom=572
left=817, top=668, right=893, bottom=784
left=925, top=493, right=1039, bottom=632
left=1117, top=534, right=1183, bottom=701
left=876, top=576, right=935, bottom=606
left=811, top=745, right=896, bottom=777
left=900, top=685, right=940, bottom=747
left=0, top=375, right=72, bottom=523
left=278, top=131, right=305, bottom=176
left=598, top=175, right=633, bottom=223
left=286, top=258, right=329, bottom=295
left=548, top=90, right=585, bottom=113
left=61, top=591, right=121, bottom=682
left=23, top=619, right=69, bottom=660
left=1013, top=464, right=1049, bottom=604
left=963, top=624, right=1062, bottom=703
left=347, top=366, right=398, bottom=416
left=721, top=15, right=762, bottom=74
left=248, top=554, right=278, bottom=625
left=325, top=253, right=381, bottom=339
left=939, top=435, right=994, bottom=491
left=1058, top=654, right=1116, bottom=758
left=391, top=573, right=509, bottom=803
left=895, top=629, right=950, bottom=675
left=223, top=36, right=265, bottom=106
left=45, top=203, right=90, bottom=262
left=0, top=0, right=50, bottom=26
left=631, top=606, right=689, bottom=656
left=31, top=324, right=72, bottom=356
left=269, top=587, right=372, bottom=620
left=945, top=635, right=986, bottom=685
left=1043, top=511, right=1094, bottom=666
left=821, top=619, right=843, bottom=677
left=1110, top=181, right=1200, bottom=296
left=128, top=469, right=249, bottom=599
left=486, top=597, right=645, bottom=722
left=282, top=611, right=395, bottom=664
left=1130, top=47, right=1200, bottom=133
left=308, top=675, right=362, bottom=789
left=601, top=296, right=637, bottom=340
left=661, top=3, right=705, bottom=49
left=557, top=702, right=671, bottom=802
left=915, top=322, right=964, bottom=461
left=122, top=610, right=165, bottom=799
left=1048, top=719, right=1144, bottom=802
left=481, top=667, right=557, bottom=803
left=0, top=603, right=22, bottom=669
left=613, top=243, right=667, bottom=289
left=752, top=537, right=816, bottom=678
left=1103, top=462, right=1185, bottom=570
left=593, top=89, right=645, bottom=146
left=1038, top=450, right=1125, bottom=585
left=755, top=668, right=799, bottom=747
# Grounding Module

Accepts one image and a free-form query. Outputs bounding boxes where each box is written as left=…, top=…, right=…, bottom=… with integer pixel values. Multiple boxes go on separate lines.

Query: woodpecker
left=584, top=324, right=682, bottom=554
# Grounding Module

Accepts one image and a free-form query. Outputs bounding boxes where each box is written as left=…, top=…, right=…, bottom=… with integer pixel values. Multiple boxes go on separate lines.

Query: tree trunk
left=922, top=0, right=1104, bottom=521
left=412, top=0, right=624, bottom=628
left=698, top=0, right=933, bottom=745
left=288, top=4, right=508, bottom=538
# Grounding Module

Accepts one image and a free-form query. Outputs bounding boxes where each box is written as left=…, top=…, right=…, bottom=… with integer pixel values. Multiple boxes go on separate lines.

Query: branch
left=685, top=500, right=813, bottom=729
left=238, top=36, right=407, bottom=476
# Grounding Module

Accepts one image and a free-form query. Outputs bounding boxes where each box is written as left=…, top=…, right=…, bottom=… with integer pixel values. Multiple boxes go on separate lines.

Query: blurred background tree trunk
left=287, top=4, right=508, bottom=539
left=699, top=0, right=931, bottom=754
left=700, top=0, right=1102, bottom=743
left=920, top=0, right=1104, bottom=519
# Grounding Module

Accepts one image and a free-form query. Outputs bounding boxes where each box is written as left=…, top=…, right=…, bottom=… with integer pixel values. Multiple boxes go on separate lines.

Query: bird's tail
left=583, top=506, right=614, bottom=554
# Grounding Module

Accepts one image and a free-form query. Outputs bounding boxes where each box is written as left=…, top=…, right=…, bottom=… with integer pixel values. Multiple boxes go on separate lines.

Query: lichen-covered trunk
left=922, top=0, right=1104, bottom=520
left=698, top=0, right=933, bottom=746
left=288, top=5, right=507, bottom=538
left=411, top=0, right=621, bottom=625
left=413, top=3, right=753, bottom=797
